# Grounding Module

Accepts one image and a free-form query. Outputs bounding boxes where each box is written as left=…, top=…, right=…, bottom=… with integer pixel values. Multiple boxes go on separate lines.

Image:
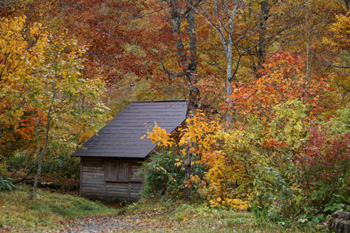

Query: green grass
left=0, top=187, right=317, bottom=232
left=0, top=185, right=121, bottom=232
left=120, top=200, right=312, bottom=233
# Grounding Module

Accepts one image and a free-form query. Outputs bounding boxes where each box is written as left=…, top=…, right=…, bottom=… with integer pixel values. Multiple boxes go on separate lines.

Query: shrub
left=42, top=154, right=80, bottom=183
left=299, top=122, right=350, bottom=210
left=6, top=151, right=80, bottom=189
left=197, top=131, right=251, bottom=210
left=142, top=148, right=207, bottom=199
left=142, top=148, right=185, bottom=198
left=246, top=100, right=309, bottom=219
left=0, top=175, right=16, bottom=191
left=250, top=105, right=350, bottom=221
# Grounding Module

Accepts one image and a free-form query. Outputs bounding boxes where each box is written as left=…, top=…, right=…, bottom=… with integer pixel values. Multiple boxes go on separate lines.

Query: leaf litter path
left=59, top=216, right=152, bottom=233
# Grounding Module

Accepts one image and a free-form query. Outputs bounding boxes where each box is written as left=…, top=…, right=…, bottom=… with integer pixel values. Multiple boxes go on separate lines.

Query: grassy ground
left=0, top=185, right=120, bottom=232
left=119, top=200, right=311, bottom=233
left=0, top=186, right=316, bottom=232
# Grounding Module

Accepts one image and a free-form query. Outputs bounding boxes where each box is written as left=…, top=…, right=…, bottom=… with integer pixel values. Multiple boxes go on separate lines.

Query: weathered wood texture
left=328, top=211, right=350, bottom=233
left=80, top=157, right=143, bottom=201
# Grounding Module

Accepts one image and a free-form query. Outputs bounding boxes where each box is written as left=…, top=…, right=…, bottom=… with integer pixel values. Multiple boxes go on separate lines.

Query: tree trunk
left=183, top=150, right=194, bottom=198
left=29, top=151, right=43, bottom=200
left=257, top=1, right=269, bottom=73
left=226, top=40, right=233, bottom=126
left=184, top=0, right=199, bottom=199
left=29, top=82, right=56, bottom=200
left=187, top=0, right=200, bottom=112
left=29, top=113, right=42, bottom=200
left=167, top=0, right=200, bottom=199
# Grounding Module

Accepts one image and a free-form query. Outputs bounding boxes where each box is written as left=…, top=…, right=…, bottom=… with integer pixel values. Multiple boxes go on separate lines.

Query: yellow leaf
left=175, top=162, right=182, bottom=167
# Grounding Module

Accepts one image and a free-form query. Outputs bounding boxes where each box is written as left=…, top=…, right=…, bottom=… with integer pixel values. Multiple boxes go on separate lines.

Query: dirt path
left=59, top=216, right=151, bottom=232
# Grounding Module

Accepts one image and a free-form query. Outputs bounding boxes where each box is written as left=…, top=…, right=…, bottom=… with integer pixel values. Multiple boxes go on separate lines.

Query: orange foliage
left=13, top=108, right=47, bottom=141
left=225, top=51, right=333, bottom=121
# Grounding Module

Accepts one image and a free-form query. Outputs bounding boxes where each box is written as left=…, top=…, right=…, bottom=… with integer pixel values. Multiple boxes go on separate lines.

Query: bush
left=142, top=148, right=185, bottom=199
left=142, top=148, right=207, bottom=199
left=6, top=151, right=80, bottom=189
left=42, top=154, right=80, bottom=182
left=245, top=100, right=309, bottom=220
left=299, top=122, right=350, bottom=211
left=0, top=175, right=16, bottom=191
left=252, top=160, right=303, bottom=220
left=6, top=150, right=36, bottom=173
left=250, top=105, right=350, bottom=222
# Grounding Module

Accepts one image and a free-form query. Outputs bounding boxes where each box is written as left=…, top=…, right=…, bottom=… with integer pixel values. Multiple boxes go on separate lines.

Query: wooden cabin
left=71, top=100, right=187, bottom=201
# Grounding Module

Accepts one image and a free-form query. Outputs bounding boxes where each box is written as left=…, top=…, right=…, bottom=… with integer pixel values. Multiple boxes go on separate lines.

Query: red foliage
left=60, top=0, right=172, bottom=83
left=300, top=123, right=350, bottom=190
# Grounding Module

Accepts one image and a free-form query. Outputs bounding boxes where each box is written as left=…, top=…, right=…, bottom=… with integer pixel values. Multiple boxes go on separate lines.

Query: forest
left=0, top=0, right=350, bottom=232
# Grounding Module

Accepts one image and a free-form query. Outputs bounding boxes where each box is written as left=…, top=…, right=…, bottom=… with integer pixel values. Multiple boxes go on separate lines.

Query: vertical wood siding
left=80, top=157, right=143, bottom=201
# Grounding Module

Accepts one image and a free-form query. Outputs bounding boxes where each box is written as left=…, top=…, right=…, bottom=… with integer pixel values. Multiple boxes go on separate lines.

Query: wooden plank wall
left=80, top=157, right=105, bottom=198
left=80, top=157, right=143, bottom=201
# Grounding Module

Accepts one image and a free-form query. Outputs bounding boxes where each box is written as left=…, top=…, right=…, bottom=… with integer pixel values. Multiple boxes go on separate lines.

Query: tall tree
left=193, top=0, right=253, bottom=123
left=161, top=0, right=201, bottom=198
left=0, top=16, right=108, bottom=199
left=162, top=0, right=200, bottom=110
left=193, top=0, right=307, bottom=124
left=322, top=8, right=350, bottom=98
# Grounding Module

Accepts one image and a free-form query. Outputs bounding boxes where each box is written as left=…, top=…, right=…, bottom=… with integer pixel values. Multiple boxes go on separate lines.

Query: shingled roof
left=71, top=100, right=187, bottom=158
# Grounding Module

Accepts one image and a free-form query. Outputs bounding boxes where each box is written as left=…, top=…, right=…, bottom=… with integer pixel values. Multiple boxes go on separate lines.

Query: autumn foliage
left=144, top=49, right=349, bottom=223
left=145, top=112, right=249, bottom=210
left=0, top=15, right=109, bottom=196
left=1, top=0, right=350, bottom=226
left=300, top=121, right=350, bottom=205
left=227, top=51, right=333, bottom=122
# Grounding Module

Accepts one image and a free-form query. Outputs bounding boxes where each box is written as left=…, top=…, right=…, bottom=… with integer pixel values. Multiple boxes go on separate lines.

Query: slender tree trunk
left=29, top=112, right=41, bottom=200
left=257, top=1, right=268, bottom=72
left=183, top=149, right=194, bottom=198
left=226, top=39, right=233, bottom=125
left=306, top=6, right=310, bottom=77
left=29, top=82, right=56, bottom=200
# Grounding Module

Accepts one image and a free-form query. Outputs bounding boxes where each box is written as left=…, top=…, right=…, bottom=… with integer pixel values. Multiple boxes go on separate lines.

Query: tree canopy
left=0, top=1, right=349, bottom=224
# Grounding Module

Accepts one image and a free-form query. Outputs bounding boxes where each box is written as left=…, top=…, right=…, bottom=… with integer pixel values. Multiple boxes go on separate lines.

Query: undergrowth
left=0, top=185, right=121, bottom=232
left=122, top=199, right=312, bottom=233
left=0, top=185, right=318, bottom=232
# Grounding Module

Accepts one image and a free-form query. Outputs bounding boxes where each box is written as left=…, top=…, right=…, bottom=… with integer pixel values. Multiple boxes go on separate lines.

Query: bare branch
left=160, top=61, right=187, bottom=80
